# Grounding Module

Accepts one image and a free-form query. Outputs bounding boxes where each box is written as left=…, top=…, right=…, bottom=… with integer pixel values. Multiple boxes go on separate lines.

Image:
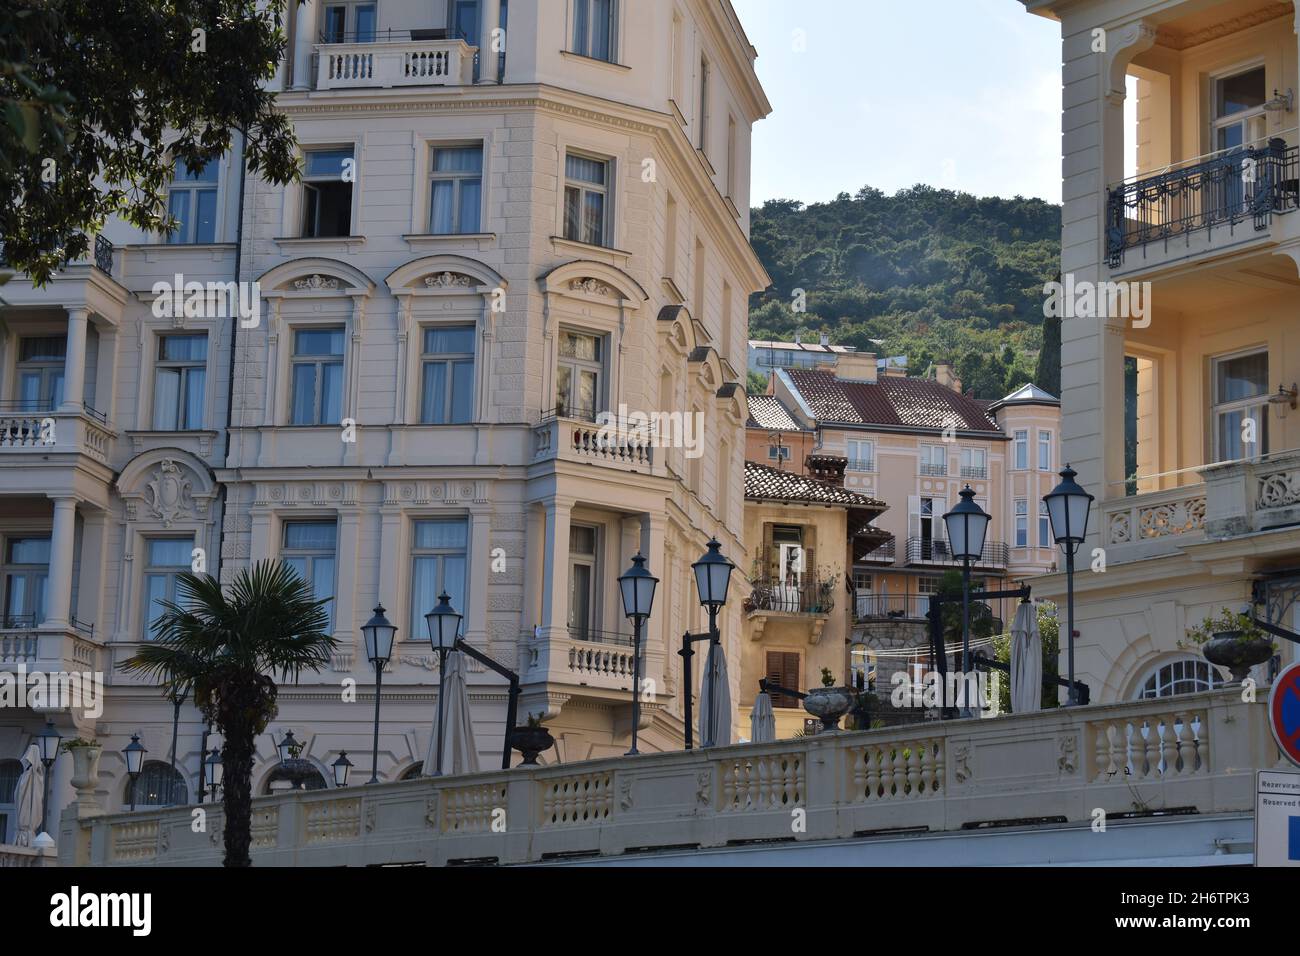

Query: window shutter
left=933, top=496, right=947, bottom=541
left=765, top=651, right=801, bottom=708
left=907, top=495, right=920, bottom=540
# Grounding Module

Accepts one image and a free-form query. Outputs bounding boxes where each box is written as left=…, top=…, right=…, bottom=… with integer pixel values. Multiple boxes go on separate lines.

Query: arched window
left=400, top=762, right=425, bottom=780
left=127, top=760, right=189, bottom=807
left=1137, top=657, right=1224, bottom=699
left=262, top=765, right=328, bottom=794
left=0, top=758, right=23, bottom=843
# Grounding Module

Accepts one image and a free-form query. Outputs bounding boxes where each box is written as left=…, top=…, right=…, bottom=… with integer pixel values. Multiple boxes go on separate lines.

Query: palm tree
left=121, top=560, right=336, bottom=867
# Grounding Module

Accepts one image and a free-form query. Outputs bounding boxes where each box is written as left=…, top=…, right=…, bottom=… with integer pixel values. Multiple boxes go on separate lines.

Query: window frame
left=142, top=536, right=195, bottom=640
left=289, top=326, right=347, bottom=426
left=152, top=333, right=209, bottom=431
left=1037, top=429, right=1052, bottom=471
left=410, top=518, right=470, bottom=642
left=959, top=446, right=987, bottom=478
left=697, top=55, right=710, bottom=152
left=427, top=143, right=485, bottom=236
left=1012, top=430, right=1029, bottom=470
left=1014, top=499, right=1028, bottom=548
left=919, top=444, right=946, bottom=476
left=1210, top=347, right=1269, bottom=462
left=165, top=160, right=219, bottom=245
left=570, top=0, right=619, bottom=63
left=420, top=325, right=476, bottom=425
left=320, top=1, right=377, bottom=43
left=1038, top=500, right=1051, bottom=548
left=847, top=438, right=875, bottom=472
left=301, top=146, right=356, bottom=239
left=555, top=327, right=606, bottom=422
left=1, top=536, right=51, bottom=627
left=562, top=150, right=613, bottom=248
left=15, top=337, right=66, bottom=413
left=567, top=523, right=600, bottom=642
left=281, top=519, right=339, bottom=631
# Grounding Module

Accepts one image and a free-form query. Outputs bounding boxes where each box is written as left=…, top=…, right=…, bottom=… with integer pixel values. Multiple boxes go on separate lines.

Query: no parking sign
left=1269, top=661, right=1300, bottom=767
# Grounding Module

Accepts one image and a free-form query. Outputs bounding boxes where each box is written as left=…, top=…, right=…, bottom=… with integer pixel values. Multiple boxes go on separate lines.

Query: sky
left=730, top=0, right=1065, bottom=206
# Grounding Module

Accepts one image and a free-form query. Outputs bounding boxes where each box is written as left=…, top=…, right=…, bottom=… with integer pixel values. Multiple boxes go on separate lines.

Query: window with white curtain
left=142, top=538, right=195, bottom=639
left=421, top=326, right=476, bottom=424
left=153, top=334, right=208, bottom=430
left=282, top=521, right=338, bottom=630
left=166, top=161, right=218, bottom=244
left=428, top=145, right=483, bottom=234
left=563, top=153, right=610, bottom=246
left=571, top=0, right=617, bottom=62
left=410, top=519, right=468, bottom=640
left=290, top=328, right=345, bottom=425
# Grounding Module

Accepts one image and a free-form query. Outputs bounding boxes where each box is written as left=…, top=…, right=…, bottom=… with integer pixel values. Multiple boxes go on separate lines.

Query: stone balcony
left=531, top=416, right=664, bottom=479
left=314, top=38, right=476, bottom=90
left=60, top=688, right=1277, bottom=866
left=0, top=408, right=115, bottom=466
left=1101, top=448, right=1300, bottom=561
left=0, top=621, right=103, bottom=676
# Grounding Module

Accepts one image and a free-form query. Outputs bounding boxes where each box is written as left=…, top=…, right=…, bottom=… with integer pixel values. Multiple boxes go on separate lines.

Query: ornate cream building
left=0, top=0, right=769, bottom=835
left=1022, top=0, right=1300, bottom=701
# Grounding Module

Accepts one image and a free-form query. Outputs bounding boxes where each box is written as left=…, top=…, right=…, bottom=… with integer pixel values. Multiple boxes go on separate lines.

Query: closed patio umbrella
left=425, top=651, right=480, bottom=775
left=14, top=744, right=44, bottom=846
left=749, top=691, right=776, bottom=743
left=698, top=641, right=732, bottom=748
left=1010, top=601, right=1043, bottom=714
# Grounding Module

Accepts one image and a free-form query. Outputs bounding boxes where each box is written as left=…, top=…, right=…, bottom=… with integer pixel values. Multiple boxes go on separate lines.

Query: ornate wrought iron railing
left=904, top=536, right=1008, bottom=568
left=747, top=575, right=836, bottom=615
left=93, top=234, right=114, bottom=275
left=1106, top=138, right=1299, bottom=266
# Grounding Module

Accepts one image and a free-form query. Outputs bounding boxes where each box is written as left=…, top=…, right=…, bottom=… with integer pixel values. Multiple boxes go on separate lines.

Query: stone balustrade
left=314, top=39, right=475, bottom=90
left=59, top=688, right=1280, bottom=867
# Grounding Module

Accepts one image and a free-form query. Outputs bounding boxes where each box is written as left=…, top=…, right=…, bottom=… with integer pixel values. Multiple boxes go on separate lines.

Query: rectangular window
left=301, top=148, right=354, bottom=238
left=568, top=525, right=598, bottom=641
left=847, top=439, right=874, bottom=471
left=960, top=447, right=986, bottom=479
left=428, top=145, right=483, bottom=235
left=2, top=537, right=50, bottom=627
left=571, top=0, right=617, bottom=62
left=143, top=538, right=194, bottom=639
left=563, top=153, right=610, bottom=247
left=698, top=57, right=710, bottom=151
left=1213, top=66, right=1267, bottom=152
left=1013, top=430, right=1028, bottom=470
left=765, top=651, right=801, bottom=708
left=920, top=445, right=946, bottom=476
left=322, top=2, right=376, bottom=42
left=411, top=519, right=469, bottom=640
left=1039, top=501, right=1051, bottom=548
left=166, top=161, right=218, bottom=244
left=767, top=444, right=790, bottom=462
left=282, top=521, right=338, bottom=630
left=1038, top=430, right=1052, bottom=471
left=290, top=328, right=345, bottom=425
left=726, top=115, right=737, bottom=198
left=16, top=337, right=66, bottom=412
left=1212, top=350, right=1268, bottom=462
left=152, top=334, right=208, bottom=430
left=555, top=329, right=603, bottom=422
left=916, top=575, right=942, bottom=595
left=1015, top=499, right=1028, bottom=548
left=420, top=326, right=475, bottom=424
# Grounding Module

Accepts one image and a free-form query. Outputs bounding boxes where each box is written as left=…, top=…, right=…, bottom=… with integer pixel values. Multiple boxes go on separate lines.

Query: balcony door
left=16, top=337, right=66, bottom=413
left=2, top=536, right=50, bottom=627
left=1212, top=349, right=1269, bottom=462
left=567, top=525, right=599, bottom=641
left=322, top=2, right=376, bottom=43
left=1213, top=66, right=1267, bottom=153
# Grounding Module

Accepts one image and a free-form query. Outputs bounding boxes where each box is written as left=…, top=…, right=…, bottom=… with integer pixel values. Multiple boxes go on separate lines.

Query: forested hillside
left=747, top=185, right=1062, bottom=399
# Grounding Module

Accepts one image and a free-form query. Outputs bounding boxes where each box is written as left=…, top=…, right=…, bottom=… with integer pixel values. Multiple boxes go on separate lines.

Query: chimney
left=935, top=362, right=961, bottom=393
left=819, top=332, right=830, bottom=348
left=835, top=352, right=877, bottom=384
left=793, top=331, right=803, bottom=345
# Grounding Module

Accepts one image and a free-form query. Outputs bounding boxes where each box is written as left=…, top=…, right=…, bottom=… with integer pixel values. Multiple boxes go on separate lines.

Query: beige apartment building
left=1022, top=0, right=1300, bottom=701
left=761, top=351, right=1060, bottom=693
left=0, top=0, right=770, bottom=836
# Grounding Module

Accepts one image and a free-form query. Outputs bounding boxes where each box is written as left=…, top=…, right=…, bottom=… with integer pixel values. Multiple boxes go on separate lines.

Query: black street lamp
left=205, top=748, right=222, bottom=801
left=618, top=552, right=659, bottom=756
left=1044, top=464, right=1094, bottom=706
left=424, top=592, right=463, bottom=777
left=691, top=538, right=734, bottom=748
left=166, top=686, right=188, bottom=805
left=361, top=605, right=398, bottom=784
left=123, top=734, right=146, bottom=812
left=36, top=720, right=61, bottom=834
left=332, top=752, right=354, bottom=788
left=943, top=485, right=990, bottom=717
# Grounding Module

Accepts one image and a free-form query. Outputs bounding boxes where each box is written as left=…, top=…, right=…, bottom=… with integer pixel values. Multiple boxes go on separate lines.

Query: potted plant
left=511, top=712, right=555, bottom=766
left=63, top=737, right=102, bottom=793
left=802, top=667, right=855, bottom=732
left=1182, top=607, right=1276, bottom=684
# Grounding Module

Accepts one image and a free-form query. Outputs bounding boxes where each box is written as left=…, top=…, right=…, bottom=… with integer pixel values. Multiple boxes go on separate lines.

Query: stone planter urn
left=511, top=726, right=555, bottom=766
left=279, top=757, right=319, bottom=790
left=1202, top=633, right=1275, bottom=684
left=803, top=686, right=856, bottom=732
left=67, top=744, right=103, bottom=814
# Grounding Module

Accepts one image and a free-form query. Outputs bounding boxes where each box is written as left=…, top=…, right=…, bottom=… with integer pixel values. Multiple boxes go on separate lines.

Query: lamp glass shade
left=332, top=752, right=353, bottom=787
left=206, top=749, right=223, bottom=787
left=692, top=538, right=734, bottom=608
left=943, top=485, right=991, bottom=561
left=618, top=552, right=659, bottom=620
left=123, top=734, right=146, bottom=775
left=424, top=592, right=463, bottom=651
left=37, top=720, right=62, bottom=763
left=361, top=605, right=398, bottom=665
left=1044, top=465, right=1094, bottom=546
left=276, top=730, right=299, bottom=764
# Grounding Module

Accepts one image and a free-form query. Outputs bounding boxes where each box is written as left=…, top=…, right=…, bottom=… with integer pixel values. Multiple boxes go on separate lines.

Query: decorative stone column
left=42, top=496, right=78, bottom=629
left=539, top=496, right=573, bottom=646
left=60, top=308, right=89, bottom=413
left=292, top=0, right=318, bottom=91
left=478, top=0, right=502, bottom=84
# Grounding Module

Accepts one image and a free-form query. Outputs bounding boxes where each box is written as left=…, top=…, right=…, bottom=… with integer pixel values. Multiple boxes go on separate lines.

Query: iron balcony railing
left=960, top=465, right=987, bottom=480
left=919, top=463, right=947, bottom=477
left=852, top=593, right=931, bottom=622
left=746, top=575, right=837, bottom=615
left=846, top=457, right=875, bottom=472
left=94, top=235, right=113, bottom=275
left=1106, top=137, right=1299, bottom=266
left=857, top=538, right=895, bottom=562
left=904, top=536, right=1008, bottom=568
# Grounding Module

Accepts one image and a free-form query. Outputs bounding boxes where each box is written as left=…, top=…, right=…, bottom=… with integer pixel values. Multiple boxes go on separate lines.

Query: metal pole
left=628, top=616, right=643, bottom=756
left=706, top=605, right=720, bottom=748
left=39, top=760, right=51, bottom=834
left=961, top=557, right=972, bottom=718
left=680, top=633, right=694, bottom=751
left=502, top=680, right=520, bottom=770
left=198, top=720, right=210, bottom=804
left=369, top=658, right=384, bottom=784
left=1066, top=547, right=1078, bottom=706
left=434, top=646, right=449, bottom=775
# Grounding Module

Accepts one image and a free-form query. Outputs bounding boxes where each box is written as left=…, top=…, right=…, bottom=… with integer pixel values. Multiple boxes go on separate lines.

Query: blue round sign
left=1269, top=661, right=1300, bottom=768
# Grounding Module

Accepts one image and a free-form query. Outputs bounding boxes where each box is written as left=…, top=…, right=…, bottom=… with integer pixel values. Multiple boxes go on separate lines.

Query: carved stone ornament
left=569, top=277, right=614, bottom=297
left=294, top=274, right=340, bottom=291
left=424, top=271, right=474, bottom=289
left=146, top=459, right=194, bottom=528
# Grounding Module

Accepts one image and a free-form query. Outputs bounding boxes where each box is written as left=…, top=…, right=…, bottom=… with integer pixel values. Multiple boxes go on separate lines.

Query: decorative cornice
left=1155, top=3, right=1291, bottom=50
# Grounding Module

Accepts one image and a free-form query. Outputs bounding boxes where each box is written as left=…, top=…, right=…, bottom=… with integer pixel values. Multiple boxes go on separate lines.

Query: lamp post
left=618, top=552, right=659, bottom=756
left=332, top=752, right=354, bottom=788
left=691, top=538, right=734, bottom=749
left=943, top=485, right=991, bottom=717
left=1044, top=464, right=1094, bottom=706
left=36, top=720, right=61, bottom=834
left=361, top=605, right=398, bottom=784
left=123, top=734, right=146, bottom=812
left=166, top=686, right=187, bottom=805
left=424, top=592, right=463, bottom=777
left=205, top=748, right=222, bottom=801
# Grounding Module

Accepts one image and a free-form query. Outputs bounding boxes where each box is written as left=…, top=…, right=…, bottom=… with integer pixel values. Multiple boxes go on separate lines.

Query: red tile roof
left=744, top=461, right=886, bottom=513
left=746, top=395, right=803, bottom=431
left=784, top=368, right=1002, bottom=435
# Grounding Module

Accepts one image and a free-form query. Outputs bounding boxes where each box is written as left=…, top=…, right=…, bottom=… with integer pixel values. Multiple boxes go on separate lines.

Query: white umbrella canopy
left=698, top=642, right=732, bottom=748
left=749, top=691, right=776, bottom=744
left=14, top=744, right=44, bottom=846
left=425, top=651, right=480, bottom=776
left=1010, top=601, right=1043, bottom=714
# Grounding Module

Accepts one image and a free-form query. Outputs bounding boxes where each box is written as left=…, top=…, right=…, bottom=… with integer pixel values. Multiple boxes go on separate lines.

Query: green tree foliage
left=1, top=1, right=303, bottom=284
left=748, top=185, right=1061, bottom=398
left=746, top=370, right=769, bottom=395
left=1034, top=275, right=1062, bottom=397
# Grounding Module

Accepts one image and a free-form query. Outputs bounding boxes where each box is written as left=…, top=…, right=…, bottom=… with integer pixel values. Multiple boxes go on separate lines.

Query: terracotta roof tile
left=746, top=395, right=802, bottom=431
left=744, top=461, right=886, bottom=513
left=784, top=368, right=1001, bottom=434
